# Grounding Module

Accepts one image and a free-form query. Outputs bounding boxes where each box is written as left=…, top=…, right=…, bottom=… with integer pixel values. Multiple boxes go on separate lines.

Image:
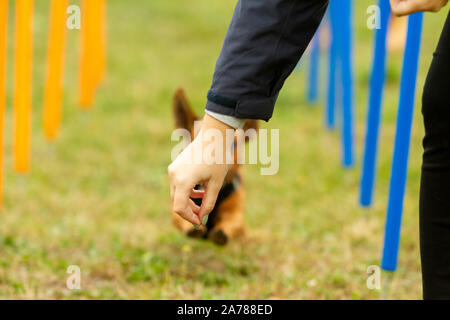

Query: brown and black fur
left=171, top=88, right=257, bottom=245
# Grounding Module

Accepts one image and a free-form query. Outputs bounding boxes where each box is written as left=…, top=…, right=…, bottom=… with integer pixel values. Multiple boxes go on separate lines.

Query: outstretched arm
left=169, top=0, right=329, bottom=225
left=206, top=0, right=329, bottom=122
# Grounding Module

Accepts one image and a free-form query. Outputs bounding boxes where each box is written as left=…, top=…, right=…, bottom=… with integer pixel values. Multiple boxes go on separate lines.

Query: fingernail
left=202, top=215, right=209, bottom=226
left=193, top=224, right=200, bottom=230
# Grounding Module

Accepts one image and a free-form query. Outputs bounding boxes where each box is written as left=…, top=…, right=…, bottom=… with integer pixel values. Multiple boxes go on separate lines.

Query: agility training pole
left=381, top=12, right=424, bottom=273
left=0, top=1, right=107, bottom=207
left=14, top=0, right=34, bottom=174
left=360, top=0, right=391, bottom=207
left=338, top=0, right=355, bottom=169
left=96, top=0, right=106, bottom=85
left=319, top=1, right=424, bottom=296
left=88, top=0, right=106, bottom=86
left=79, top=0, right=106, bottom=108
left=79, top=0, right=95, bottom=108
left=326, top=2, right=339, bottom=130
left=0, top=0, right=8, bottom=210
left=43, top=0, right=68, bottom=141
left=377, top=13, right=424, bottom=300
left=307, top=33, right=320, bottom=105
left=325, top=0, right=355, bottom=168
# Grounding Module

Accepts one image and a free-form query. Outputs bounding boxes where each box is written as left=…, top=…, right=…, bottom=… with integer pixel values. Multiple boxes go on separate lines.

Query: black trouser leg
left=420, top=11, right=450, bottom=300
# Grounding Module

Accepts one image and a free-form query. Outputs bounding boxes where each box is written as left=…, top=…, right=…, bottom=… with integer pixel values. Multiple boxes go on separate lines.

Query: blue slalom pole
left=339, top=0, right=355, bottom=168
left=326, top=3, right=339, bottom=130
left=360, top=0, right=391, bottom=207
left=308, top=33, right=320, bottom=104
left=381, top=12, right=424, bottom=272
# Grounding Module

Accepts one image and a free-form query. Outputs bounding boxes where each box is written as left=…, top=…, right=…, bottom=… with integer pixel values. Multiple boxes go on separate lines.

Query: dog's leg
left=208, top=211, right=245, bottom=245
left=172, top=212, right=206, bottom=239
left=207, top=191, right=246, bottom=245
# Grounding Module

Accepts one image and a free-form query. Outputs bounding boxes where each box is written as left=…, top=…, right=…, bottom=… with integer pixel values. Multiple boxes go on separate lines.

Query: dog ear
left=173, top=88, right=198, bottom=130
left=243, top=120, right=259, bottom=142
left=243, top=119, right=259, bottom=132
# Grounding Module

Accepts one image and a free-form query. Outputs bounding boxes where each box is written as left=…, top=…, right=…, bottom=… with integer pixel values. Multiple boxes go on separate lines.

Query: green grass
left=0, top=0, right=447, bottom=299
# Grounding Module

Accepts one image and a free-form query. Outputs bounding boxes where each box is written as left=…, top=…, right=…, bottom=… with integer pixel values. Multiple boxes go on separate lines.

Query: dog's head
left=172, top=88, right=201, bottom=139
left=172, top=88, right=258, bottom=174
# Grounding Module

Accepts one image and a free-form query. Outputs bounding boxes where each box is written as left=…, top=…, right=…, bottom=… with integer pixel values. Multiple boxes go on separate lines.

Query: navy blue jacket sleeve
left=205, top=0, right=329, bottom=121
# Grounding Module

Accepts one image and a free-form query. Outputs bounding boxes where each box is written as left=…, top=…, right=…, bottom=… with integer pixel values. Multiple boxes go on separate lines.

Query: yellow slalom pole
left=0, top=0, right=8, bottom=210
left=90, top=0, right=100, bottom=88
left=95, top=0, right=106, bottom=85
left=43, top=0, right=68, bottom=141
left=14, top=0, right=34, bottom=173
left=79, top=0, right=95, bottom=108
left=79, top=0, right=107, bottom=109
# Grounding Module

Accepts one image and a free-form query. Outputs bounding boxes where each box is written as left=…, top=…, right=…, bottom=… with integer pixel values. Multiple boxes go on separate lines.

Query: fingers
left=173, top=185, right=201, bottom=225
left=190, top=189, right=205, bottom=199
left=189, top=199, right=201, bottom=214
left=390, top=0, right=421, bottom=16
left=390, top=0, right=447, bottom=16
left=198, top=179, right=222, bottom=220
left=168, top=165, right=175, bottom=204
left=169, top=169, right=204, bottom=224
left=169, top=183, right=175, bottom=204
left=437, top=0, right=449, bottom=11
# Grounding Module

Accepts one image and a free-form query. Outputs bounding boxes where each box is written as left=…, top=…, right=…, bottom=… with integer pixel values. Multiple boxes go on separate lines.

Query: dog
left=171, top=88, right=257, bottom=245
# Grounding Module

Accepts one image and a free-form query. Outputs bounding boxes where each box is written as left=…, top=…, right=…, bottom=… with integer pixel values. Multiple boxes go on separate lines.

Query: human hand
left=168, top=114, right=233, bottom=226
left=390, top=0, right=448, bottom=16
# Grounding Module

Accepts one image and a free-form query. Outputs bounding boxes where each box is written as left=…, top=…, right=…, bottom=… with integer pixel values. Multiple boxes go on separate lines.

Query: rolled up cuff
left=205, top=110, right=245, bottom=129
left=205, top=90, right=277, bottom=122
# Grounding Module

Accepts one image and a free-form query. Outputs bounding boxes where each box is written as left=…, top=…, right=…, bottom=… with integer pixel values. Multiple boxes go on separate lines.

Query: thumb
left=199, top=179, right=222, bottom=222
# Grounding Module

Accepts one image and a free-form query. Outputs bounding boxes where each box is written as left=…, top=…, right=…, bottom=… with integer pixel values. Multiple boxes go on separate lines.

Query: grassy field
left=0, top=0, right=448, bottom=299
